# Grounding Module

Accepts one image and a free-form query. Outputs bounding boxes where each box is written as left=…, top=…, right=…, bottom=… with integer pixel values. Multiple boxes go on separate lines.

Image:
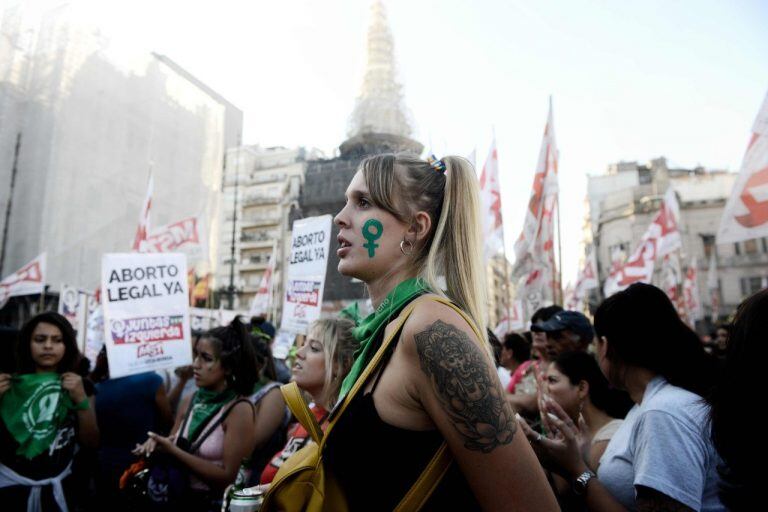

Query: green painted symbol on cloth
left=362, top=219, right=383, bottom=258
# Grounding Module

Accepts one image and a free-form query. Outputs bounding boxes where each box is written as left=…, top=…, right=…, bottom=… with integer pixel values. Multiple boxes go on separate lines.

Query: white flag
left=249, top=253, right=275, bottom=318
left=603, top=188, right=682, bottom=296
left=142, top=215, right=207, bottom=259
left=574, top=245, right=598, bottom=299
left=0, top=253, right=46, bottom=307
left=479, top=138, right=505, bottom=260
left=493, top=300, right=524, bottom=338
left=706, top=251, right=720, bottom=320
left=683, top=258, right=703, bottom=321
left=132, top=173, right=154, bottom=252
left=513, top=100, right=560, bottom=312
left=717, top=90, right=768, bottom=243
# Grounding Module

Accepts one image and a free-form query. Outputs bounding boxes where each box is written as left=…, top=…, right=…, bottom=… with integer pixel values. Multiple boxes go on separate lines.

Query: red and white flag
left=706, top=251, right=720, bottom=320
left=661, top=252, right=688, bottom=322
left=479, top=137, right=505, bottom=260
left=564, top=282, right=579, bottom=311
left=132, top=173, right=154, bottom=252
left=683, top=257, right=703, bottom=322
left=249, top=253, right=275, bottom=317
left=718, top=90, right=768, bottom=243
left=574, top=245, right=598, bottom=300
left=0, top=253, right=46, bottom=306
left=493, top=300, right=524, bottom=338
left=142, top=215, right=207, bottom=258
left=513, top=100, right=560, bottom=315
left=603, top=188, right=682, bottom=296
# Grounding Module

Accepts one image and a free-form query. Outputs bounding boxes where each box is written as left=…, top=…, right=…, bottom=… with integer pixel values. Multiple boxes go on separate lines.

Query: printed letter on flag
left=718, top=90, right=768, bottom=243
left=0, top=253, right=46, bottom=307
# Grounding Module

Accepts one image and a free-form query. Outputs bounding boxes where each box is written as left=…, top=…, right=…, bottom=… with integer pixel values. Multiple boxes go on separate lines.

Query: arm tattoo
left=636, top=486, right=695, bottom=512
left=414, top=320, right=516, bottom=453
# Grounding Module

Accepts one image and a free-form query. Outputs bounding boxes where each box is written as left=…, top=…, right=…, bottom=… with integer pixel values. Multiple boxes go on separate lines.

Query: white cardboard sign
left=280, top=215, right=332, bottom=334
left=101, top=253, right=192, bottom=378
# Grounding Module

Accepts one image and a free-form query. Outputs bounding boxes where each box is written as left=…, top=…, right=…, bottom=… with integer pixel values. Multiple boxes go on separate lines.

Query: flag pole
left=556, top=194, right=563, bottom=305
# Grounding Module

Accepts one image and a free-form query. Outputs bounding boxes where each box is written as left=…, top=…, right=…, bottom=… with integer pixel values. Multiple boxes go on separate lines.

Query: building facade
left=588, top=157, right=767, bottom=324
left=0, top=3, right=241, bottom=302
left=218, top=145, right=319, bottom=314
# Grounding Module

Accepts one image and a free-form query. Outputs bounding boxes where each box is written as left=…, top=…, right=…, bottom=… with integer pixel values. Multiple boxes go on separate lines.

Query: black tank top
left=323, top=316, right=481, bottom=511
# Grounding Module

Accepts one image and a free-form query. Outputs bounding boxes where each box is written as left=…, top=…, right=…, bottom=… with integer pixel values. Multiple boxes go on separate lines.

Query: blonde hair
left=360, top=154, right=489, bottom=347
left=308, top=318, right=358, bottom=406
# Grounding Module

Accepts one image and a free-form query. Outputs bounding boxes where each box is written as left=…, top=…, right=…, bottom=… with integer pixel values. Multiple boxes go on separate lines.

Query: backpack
left=261, top=298, right=479, bottom=512
left=123, top=397, right=252, bottom=510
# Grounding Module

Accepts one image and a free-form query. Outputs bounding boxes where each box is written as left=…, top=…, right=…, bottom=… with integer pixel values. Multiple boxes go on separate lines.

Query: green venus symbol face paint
left=362, top=219, right=383, bottom=258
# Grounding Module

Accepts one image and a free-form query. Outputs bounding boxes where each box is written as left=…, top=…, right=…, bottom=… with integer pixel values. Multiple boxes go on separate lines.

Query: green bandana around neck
left=339, top=302, right=361, bottom=326
left=0, top=373, right=77, bottom=460
left=337, top=278, right=428, bottom=402
left=187, top=388, right=237, bottom=443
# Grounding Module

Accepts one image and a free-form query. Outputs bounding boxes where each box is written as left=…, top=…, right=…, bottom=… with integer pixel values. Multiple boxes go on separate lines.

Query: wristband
left=74, top=397, right=90, bottom=410
left=573, top=469, right=596, bottom=495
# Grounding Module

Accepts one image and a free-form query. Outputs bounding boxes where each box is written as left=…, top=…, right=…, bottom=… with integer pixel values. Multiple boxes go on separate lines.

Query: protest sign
left=101, top=253, right=192, bottom=378
left=272, top=330, right=296, bottom=359
left=58, top=285, right=94, bottom=352
left=280, top=215, right=332, bottom=334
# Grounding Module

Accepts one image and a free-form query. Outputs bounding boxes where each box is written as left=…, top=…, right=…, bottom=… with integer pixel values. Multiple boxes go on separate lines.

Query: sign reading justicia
left=101, top=253, right=192, bottom=378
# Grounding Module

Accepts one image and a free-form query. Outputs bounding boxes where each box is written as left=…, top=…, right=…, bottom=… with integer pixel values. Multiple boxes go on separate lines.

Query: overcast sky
left=25, top=0, right=768, bottom=283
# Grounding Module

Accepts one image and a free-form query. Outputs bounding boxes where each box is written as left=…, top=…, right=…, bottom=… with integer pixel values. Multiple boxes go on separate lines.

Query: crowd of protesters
left=0, top=152, right=762, bottom=511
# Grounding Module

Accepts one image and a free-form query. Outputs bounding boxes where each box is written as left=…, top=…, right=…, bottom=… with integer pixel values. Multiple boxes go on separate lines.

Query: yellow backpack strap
left=394, top=442, right=452, bottom=511
left=394, top=296, right=485, bottom=512
left=322, top=301, right=419, bottom=446
left=280, top=382, right=323, bottom=445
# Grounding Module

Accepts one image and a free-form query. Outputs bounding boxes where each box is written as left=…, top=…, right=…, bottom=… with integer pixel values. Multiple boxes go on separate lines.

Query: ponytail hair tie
left=426, top=154, right=447, bottom=174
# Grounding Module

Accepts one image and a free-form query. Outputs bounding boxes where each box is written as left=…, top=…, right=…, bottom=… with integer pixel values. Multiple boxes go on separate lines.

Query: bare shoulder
left=399, top=295, right=516, bottom=454
left=227, top=399, right=256, bottom=426
left=401, top=294, right=481, bottom=346
left=178, top=392, right=194, bottom=416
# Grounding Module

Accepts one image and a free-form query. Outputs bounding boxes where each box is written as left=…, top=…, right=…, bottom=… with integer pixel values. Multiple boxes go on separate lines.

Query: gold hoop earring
left=400, top=239, right=414, bottom=255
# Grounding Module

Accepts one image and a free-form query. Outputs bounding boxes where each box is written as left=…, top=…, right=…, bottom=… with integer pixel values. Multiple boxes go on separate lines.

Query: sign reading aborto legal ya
left=280, top=215, right=333, bottom=335
left=101, top=253, right=192, bottom=378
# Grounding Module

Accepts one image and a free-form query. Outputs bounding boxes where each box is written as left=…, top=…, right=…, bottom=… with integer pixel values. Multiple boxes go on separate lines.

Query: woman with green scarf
left=133, top=318, right=259, bottom=512
left=323, top=154, right=558, bottom=511
left=0, top=311, right=99, bottom=512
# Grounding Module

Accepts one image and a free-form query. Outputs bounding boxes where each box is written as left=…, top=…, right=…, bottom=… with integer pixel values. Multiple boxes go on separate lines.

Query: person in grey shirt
left=521, top=283, right=724, bottom=511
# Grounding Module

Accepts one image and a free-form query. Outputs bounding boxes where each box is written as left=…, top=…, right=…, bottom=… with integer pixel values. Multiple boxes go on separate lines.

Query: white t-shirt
left=598, top=376, right=724, bottom=511
left=496, top=366, right=512, bottom=390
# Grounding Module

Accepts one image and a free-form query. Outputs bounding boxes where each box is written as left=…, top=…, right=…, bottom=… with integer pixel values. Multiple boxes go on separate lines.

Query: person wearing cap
left=506, top=305, right=563, bottom=416
left=532, top=310, right=595, bottom=360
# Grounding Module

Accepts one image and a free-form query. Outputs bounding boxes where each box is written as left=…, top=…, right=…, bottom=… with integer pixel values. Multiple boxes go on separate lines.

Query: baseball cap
left=531, top=310, right=594, bottom=342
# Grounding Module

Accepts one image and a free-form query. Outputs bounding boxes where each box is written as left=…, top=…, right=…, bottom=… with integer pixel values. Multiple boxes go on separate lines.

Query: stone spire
left=347, top=0, right=412, bottom=139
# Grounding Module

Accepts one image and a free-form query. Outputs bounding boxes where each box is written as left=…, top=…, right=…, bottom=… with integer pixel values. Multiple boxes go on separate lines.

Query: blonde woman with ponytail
left=325, top=154, right=557, bottom=511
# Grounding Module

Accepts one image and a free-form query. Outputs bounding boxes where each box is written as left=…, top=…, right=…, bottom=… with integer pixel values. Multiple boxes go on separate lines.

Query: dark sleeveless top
left=323, top=311, right=481, bottom=511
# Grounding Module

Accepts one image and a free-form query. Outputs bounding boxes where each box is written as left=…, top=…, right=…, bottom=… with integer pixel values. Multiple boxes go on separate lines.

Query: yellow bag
left=261, top=299, right=474, bottom=512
